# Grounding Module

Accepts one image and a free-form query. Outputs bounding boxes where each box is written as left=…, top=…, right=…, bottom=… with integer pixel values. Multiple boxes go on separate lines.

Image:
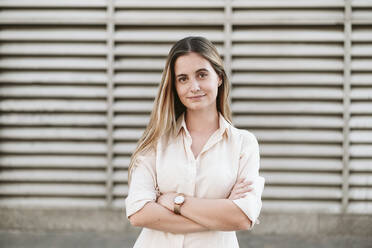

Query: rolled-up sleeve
left=125, top=148, right=157, bottom=219
left=232, top=131, right=265, bottom=230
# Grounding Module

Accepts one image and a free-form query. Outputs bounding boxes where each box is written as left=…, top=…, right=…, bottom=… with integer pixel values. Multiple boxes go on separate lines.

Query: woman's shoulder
left=229, top=125, right=258, bottom=145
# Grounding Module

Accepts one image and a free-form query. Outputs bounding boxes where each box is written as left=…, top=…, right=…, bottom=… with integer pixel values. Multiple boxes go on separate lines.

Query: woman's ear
left=218, top=75, right=223, bottom=87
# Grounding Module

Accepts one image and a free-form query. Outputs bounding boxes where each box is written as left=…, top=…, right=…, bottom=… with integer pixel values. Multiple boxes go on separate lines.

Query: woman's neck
left=185, top=108, right=219, bottom=134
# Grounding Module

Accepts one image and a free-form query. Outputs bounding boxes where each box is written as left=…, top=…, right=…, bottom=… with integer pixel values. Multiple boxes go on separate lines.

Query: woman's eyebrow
left=176, top=68, right=209, bottom=78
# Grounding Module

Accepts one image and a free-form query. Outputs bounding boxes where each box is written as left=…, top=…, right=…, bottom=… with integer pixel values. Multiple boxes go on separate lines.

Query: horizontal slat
left=349, top=174, right=372, bottom=185
left=115, top=29, right=224, bottom=42
left=0, top=28, right=107, bottom=41
left=114, top=87, right=157, bottom=98
left=0, top=10, right=106, bottom=24
left=232, top=58, right=343, bottom=71
left=232, top=87, right=343, bottom=99
left=351, top=73, right=372, bottom=86
left=350, top=116, right=372, bottom=128
left=351, top=59, right=372, bottom=71
left=233, top=28, right=344, bottom=42
left=0, top=183, right=106, bottom=196
left=114, top=129, right=144, bottom=140
left=350, top=145, right=372, bottom=157
left=0, top=71, right=107, bottom=84
left=0, top=57, right=106, bottom=70
left=233, top=0, right=345, bottom=8
left=0, top=0, right=106, bottom=7
left=347, top=202, right=372, bottom=214
left=350, top=130, right=372, bottom=143
left=264, top=172, right=342, bottom=185
left=261, top=157, right=342, bottom=171
left=0, top=114, right=106, bottom=126
left=350, top=159, right=372, bottom=171
left=114, top=101, right=153, bottom=112
left=115, top=43, right=224, bottom=57
left=264, top=186, right=342, bottom=199
left=0, top=100, right=106, bottom=112
left=0, top=128, right=107, bottom=140
left=113, top=157, right=131, bottom=169
left=349, top=103, right=372, bottom=113
left=0, top=155, right=106, bottom=168
left=0, top=142, right=106, bottom=154
left=232, top=102, right=343, bottom=114
left=113, top=171, right=128, bottom=182
left=263, top=201, right=341, bottom=213
left=352, top=28, right=372, bottom=41
left=115, top=10, right=224, bottom=25
left=232, top=72, right=343, bottom=85
left=115, top=58, right=166, bottom=71
left=232, top=43, right=344, bottom=56
left=0, top=43, right=107, bottom=56
left=352, top=0, right=372, bottom=7
left=351, top=88, right=372, bottom=100
left=114, top=115, right=150, bottom=127
left=253, top=129, right=343, bottom=142
left=113, top=143, right=137, bottom=154
left=234, top=115, right=343, bottom=128
left=0, top=198, right=106, bottom=208
left=352, top=9, right=372, bottom=22
left=112, top=185, right=129, bottom=196
left=352, top=44, right=372, bottom=57
left=0, top=169, right=106, bottom=182
left=232, top=10, right=344, bottom=24
left=114, top=72, right=162, bottom=85
left=0, top=86, right=106, bottom=98
left=349, top=187, right=372, bottom=200
left=115, top=0, right=225, bottom=8
left=261, top=144, right=342, bottom=157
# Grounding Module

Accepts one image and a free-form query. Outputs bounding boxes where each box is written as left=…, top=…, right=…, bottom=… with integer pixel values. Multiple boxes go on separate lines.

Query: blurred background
left=0, top=0, right=372, bottom=247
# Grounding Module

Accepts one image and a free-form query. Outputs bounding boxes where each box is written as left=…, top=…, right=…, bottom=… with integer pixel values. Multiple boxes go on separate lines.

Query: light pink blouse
left=125, top=112, right=265, bottom=248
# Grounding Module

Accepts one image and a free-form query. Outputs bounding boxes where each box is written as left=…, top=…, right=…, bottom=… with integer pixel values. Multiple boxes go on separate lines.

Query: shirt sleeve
left=232, top=130, right=265, bottom=230
left=125, top=148, right=158, bottom=219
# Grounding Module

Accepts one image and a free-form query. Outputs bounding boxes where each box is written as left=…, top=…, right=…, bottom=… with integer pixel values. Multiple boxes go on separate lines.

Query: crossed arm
left=128, top=178, right=253, bottom=234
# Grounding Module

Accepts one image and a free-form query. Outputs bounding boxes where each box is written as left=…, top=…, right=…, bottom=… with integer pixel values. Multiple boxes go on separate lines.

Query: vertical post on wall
left=342, top=0, right=352, bottom=214
left=224, top=0, right=233, bottom=108
left=106, top=0, right=115, bottom=208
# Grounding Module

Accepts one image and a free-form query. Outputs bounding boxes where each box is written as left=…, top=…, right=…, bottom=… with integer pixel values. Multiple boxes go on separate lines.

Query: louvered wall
left=0, top=0, right=371, bottom=214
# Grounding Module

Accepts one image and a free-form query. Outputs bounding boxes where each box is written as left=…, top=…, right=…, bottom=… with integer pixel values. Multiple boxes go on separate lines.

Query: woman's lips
left=188, top=94, right=206, bottom=99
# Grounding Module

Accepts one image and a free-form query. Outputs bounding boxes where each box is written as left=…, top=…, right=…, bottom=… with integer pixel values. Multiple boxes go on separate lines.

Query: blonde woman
left=125, top=36, right=265, bottom=248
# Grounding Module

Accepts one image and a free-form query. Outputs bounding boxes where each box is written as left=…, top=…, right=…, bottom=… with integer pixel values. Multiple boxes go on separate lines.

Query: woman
left=125, top=36, right=265, bottom=248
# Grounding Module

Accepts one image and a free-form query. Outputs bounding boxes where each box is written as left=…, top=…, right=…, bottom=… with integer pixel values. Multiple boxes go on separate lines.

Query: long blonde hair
left=127, top=36, right=232, bottom=185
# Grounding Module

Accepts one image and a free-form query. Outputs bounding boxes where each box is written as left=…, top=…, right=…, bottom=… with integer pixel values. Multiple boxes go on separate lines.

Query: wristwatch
left=173, top=193, right=185, bottom=215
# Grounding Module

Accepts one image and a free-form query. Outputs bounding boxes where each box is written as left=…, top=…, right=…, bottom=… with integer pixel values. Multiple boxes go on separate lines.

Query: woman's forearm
left=179, top=197, right=252, bottom=231
left=129, top=201, right=209, bottom=234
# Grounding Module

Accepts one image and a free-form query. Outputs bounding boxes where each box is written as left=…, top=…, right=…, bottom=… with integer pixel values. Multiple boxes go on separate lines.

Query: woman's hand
left=157, top=192, right=178, bottom=212
left=227, top=178, right=253, bottom=200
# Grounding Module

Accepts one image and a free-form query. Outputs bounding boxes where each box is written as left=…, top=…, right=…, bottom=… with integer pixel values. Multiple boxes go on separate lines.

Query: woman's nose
left=190, top=79, right=201, bottom=92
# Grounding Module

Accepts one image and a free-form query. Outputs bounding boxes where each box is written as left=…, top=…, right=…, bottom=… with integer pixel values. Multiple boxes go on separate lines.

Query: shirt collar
left=175, top=112, right=230, bottom=138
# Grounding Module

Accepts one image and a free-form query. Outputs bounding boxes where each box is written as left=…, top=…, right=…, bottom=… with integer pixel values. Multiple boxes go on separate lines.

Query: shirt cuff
left=125, top=193, right=156, bottom=218
left=232, top=194, right=262, bottom=230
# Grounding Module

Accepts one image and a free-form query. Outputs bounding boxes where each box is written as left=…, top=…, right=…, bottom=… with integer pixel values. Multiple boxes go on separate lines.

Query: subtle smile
left=188, top=94, right=206, bottom=99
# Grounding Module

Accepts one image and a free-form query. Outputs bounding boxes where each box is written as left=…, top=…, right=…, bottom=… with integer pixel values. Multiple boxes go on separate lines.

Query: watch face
left=174, top=195, right=184, bottom=204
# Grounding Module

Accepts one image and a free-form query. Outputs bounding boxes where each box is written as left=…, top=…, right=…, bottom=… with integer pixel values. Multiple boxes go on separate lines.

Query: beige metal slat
left=0, top=100, right=107, bottom=112
left=0, top=155, right=107, bottom=168
left=261, top=157, right=342, bottom=171
left=0, top=142, right=107, bottom=154
left=232, top=72, right=343, bottom=86
left=0, top=113, right=107, bottom=126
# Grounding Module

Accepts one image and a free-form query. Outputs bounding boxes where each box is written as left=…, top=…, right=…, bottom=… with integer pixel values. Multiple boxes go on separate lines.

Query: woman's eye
left=199, top=73, right=207, bottom=79
left=178, top=77, right=186, bottom=83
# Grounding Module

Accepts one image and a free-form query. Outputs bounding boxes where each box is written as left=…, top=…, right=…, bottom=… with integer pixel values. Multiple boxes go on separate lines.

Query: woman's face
left=174, top=52, right=222, bottom=112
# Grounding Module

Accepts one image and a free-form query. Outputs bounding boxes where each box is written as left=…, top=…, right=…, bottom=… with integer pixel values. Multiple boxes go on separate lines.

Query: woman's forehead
left=174, top=52, right=213, bottom=74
